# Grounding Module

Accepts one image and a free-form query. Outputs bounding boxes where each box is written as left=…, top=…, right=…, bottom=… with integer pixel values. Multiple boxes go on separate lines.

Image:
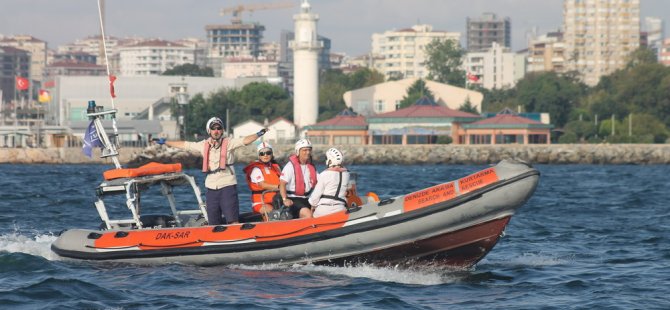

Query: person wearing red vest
left=158, top=117, right=267, bottom=225
left=279, top=139, right=316, bottom=219
left=243, top=142, right=281, bottom=221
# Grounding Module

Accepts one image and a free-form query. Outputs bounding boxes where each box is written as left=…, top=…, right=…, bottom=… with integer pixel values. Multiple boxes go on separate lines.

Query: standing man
left=159, top=117, right=267, bottom=225
left=278, top=139, right=316, bottom=219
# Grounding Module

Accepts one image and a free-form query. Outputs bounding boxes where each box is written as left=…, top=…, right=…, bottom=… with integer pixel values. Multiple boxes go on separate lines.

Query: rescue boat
left=51, top=102, right=540, bottom=268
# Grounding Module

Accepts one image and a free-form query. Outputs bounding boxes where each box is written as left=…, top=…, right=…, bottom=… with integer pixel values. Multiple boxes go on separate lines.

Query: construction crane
left=221, top=1, right=295, bottom=24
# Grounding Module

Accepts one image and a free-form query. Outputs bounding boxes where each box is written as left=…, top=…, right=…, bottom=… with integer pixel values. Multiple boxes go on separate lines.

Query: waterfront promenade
left=1, top=144, right=668, bottom=165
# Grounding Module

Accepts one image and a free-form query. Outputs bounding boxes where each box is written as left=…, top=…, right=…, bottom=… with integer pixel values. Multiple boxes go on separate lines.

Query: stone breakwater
left=2, top=144, right=667, bottom=165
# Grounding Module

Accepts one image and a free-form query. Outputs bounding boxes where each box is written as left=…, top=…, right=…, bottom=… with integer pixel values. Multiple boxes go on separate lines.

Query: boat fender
left=241, top=223, right=256, bottom=230
left=212, top=226, right=227, bottom=233
left=114, top=231, right=129, bottom=238
left=87, top=232, right=103, bottom=239
left=378, top=198, right=395, bottom=206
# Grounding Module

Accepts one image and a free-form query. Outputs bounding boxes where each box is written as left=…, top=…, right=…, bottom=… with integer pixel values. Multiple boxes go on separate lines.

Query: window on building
left=372, top=135, right=402, bottom=145
left=374, top=100, right=384, bottom=112
left=495, top=134, right=523, bottom=144
left=528, top=134, right=547, bottom=144
left=334, top=136, right=362, bottom=145
left=407, top=135, right=438, bottom=144
left=469, top=134, right=492, bottom=144
left=309, top=135, right=329, bottom=145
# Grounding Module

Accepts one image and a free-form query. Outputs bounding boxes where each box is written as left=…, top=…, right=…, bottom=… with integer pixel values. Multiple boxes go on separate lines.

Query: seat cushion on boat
left=103, top=162, right=183, bottom=180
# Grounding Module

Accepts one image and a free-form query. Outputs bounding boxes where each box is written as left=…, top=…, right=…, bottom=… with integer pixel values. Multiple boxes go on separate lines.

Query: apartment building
left=0, top=46, right=30, bottom=103
left=643, top=17, right=664, bottom=61
left=563, top=0, right=640, bottom=86
left=118, top=40, right=195, bottom=76
left=464, top=42, right=525, bottom=90
left=206, top=22, right=265, bottom=76
left=466, top=13, right=512, bottom=52
left=0, top=35, right=47, bottom=82
left=371, top=24, right=460, bottom=80
left=527, top=31, right=566, bottom=73
left=661, top=38, right=670, bottom=66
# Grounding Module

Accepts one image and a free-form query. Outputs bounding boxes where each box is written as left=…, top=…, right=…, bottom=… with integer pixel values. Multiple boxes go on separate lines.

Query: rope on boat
left=96, top=0, right=119, bottom=139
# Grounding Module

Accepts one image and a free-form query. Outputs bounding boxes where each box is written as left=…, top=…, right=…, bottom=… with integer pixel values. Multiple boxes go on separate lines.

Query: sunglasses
left=259, top=151, right=273, bottom=156
left=210, top=126, right=223, bottom=131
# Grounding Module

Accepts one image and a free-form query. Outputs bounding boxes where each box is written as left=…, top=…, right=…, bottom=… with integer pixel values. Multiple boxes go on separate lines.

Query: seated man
left=309, top=148, right=350, bottom=217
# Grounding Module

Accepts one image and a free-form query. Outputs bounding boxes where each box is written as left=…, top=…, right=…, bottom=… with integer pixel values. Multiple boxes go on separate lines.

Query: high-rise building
left=466, top=13, right=511, bottom=52
left=660, top=39, right=670, bottom=66
left=0, top=46, right=30, bottom=103
left=0, top=35, right=47, bottom=82
left=371, top=24, right=460, bottom=80
left=205, top=22, right=265, bottom=77
left=118, top=40, right=195, bottom=76
left=644, top=17, right=664, bottom=61
left=464, top=42, right=525, bottom=90
left=527, top=31, right=565, bottom=73
left=563, top=0, right=640, bottom=86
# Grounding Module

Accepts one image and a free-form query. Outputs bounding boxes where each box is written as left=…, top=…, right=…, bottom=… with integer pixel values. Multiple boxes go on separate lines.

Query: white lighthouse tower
left=290, top=0, right=322, bottom=129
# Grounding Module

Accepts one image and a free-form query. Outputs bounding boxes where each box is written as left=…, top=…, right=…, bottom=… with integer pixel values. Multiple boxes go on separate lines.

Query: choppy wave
left=1, top=164, right=669, bottom=309
left=0, top=231, right=59, bottom=261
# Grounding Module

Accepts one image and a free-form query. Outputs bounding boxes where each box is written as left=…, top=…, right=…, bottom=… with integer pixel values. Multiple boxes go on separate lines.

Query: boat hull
left=52, top=159, right=539, bottom=268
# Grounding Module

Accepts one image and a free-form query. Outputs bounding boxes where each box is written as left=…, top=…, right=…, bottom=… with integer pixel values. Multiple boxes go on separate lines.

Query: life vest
left=319, top=167, right=348, bottom=204
left=287, top=154, right=317, bottom=197
left=243, top=161, right=281, bottom=212
left=202, top=138, right=229, bottom=173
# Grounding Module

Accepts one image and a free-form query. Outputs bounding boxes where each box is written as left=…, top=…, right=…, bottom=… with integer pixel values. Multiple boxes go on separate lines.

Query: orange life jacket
left=243, top=161, right=281, bottom=212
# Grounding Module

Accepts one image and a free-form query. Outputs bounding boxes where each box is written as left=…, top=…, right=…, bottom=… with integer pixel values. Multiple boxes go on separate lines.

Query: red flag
left=467, top=72, right=479, bottom=82
left=109, top=75, right=117, bottom=98
left=15, top=77, right=29, bottom=90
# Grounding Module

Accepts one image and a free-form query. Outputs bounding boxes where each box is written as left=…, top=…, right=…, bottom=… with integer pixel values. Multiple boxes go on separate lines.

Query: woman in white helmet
left=278, top=138, right=316, bottom=219
left=243, top=141, right=281, bottom=221
left=157, top=116, right=268, bottom=225
left=308, top=147, right=350, bottom=217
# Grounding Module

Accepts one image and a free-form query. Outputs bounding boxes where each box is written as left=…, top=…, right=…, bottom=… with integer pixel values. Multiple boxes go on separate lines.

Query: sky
left=1, top=0, right=669, bottom=56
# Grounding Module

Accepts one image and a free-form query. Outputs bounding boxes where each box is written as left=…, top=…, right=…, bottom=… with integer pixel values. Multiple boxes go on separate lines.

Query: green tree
left=477, top=87, right=516, bottom=113
left=459, top=96, right=479, bottom=114
left=399, top=79, right=435, bottom=109
left=514, top=72, right=585, bottom=128
left=236, top=82, right=291, bottom=124
left=424, top=38, right=466, bottom=87
left=162, top=63, right=214, bottom=77
left=625, top=47, right=658, bottom=69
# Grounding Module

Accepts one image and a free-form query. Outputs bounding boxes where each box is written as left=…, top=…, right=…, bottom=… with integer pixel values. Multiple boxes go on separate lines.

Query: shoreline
left=1, top=144, right=668, bottom=165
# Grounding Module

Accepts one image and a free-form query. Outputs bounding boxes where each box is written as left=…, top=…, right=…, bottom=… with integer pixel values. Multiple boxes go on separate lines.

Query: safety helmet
left=256, top=141, right=273, bottom=153
left=294, top=138, right=312, bottom=155
left=206, top=117, right=224, bottom=134
left=326, top=148, right=344, bottom=167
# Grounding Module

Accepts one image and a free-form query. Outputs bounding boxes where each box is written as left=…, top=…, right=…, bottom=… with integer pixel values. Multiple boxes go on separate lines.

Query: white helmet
left=206, top=117, right=224, bottom=134
left=256, top=141, right=273, bottom=153
left=294, top=139, right=312, bottom=155
left=326, top=148, right=344, bottom=167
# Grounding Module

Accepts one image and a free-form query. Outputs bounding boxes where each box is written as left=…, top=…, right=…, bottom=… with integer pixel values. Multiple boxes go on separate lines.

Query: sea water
left=0, top=163, right=668, bottom=309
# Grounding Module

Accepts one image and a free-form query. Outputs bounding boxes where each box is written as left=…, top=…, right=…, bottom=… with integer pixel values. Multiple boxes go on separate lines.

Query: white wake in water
left=0, top=232, right=59, bottom=261
left=295, top=264, right=457, bottom=285
left=236, top=263, right=460, bottom=285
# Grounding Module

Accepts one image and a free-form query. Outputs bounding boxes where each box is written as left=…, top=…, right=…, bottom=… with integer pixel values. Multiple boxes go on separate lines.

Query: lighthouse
left=290, top=0, right=322, bottom=129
